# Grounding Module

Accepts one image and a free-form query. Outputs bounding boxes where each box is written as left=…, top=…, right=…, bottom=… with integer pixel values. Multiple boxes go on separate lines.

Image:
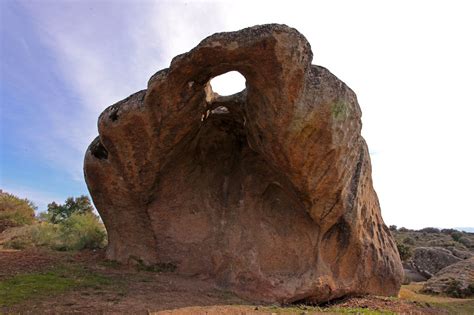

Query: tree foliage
left=46, top=196, right=94, bottom=224
left=396, top=243, right=412, bottom=261
left=0, top=191, right=36, bottom=226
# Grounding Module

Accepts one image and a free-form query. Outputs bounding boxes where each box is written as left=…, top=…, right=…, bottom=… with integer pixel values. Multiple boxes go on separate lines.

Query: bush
left=4, top=213, right=107, bottom=251
left=58, top=213, right=107, bottom=250
left=389, top=225, right=397, bottom=231
left=397, top=243, right=412, bottom=261
left=0, top=191, right=36, bottom=228
left=31, top=223, right=63, bottom=249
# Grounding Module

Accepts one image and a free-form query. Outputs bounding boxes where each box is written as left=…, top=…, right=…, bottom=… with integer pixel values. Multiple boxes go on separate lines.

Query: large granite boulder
left=423, top=257, right=474, bottom=297
left=409, top=247, right=462, bottom=278
left=84, top=24, right=403, bottom=303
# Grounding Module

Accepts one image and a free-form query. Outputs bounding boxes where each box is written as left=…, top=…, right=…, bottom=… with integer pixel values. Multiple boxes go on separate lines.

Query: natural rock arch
left=84, top=24, right=403, bottom=303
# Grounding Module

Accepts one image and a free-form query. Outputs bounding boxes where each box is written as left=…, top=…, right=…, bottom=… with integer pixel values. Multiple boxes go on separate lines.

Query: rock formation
left=409, top=247, right=462, bottom=278
left=423, top=257, right=474, bottom=297
left=84, top=24, right=403, bottom=303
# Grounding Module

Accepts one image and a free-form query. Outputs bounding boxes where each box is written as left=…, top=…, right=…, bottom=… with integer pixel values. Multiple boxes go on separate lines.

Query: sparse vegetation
left=459, top=236, right=473, bottom=248
left=2, top=196, right=106, bottom=251
left=400, top=282, right=474, bottom=314
left=4, top=213, right=107, bottom=251
left=391, top=227, right=474, bottom=254
left=443, top=280, right=474, bottom=298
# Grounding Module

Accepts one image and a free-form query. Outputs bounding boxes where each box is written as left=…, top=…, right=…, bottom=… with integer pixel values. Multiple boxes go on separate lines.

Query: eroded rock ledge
left=84, top=24, right=403, bottom=303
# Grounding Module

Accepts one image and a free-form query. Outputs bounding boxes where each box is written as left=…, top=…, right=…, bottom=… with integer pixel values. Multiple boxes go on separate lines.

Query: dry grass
left=400, top=283, right=474, bottom=314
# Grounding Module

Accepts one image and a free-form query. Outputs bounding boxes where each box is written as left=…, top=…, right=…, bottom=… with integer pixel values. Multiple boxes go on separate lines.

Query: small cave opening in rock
left=209, top=71, right=246, bottom=96
left=90, top=137, right=108, bottom=160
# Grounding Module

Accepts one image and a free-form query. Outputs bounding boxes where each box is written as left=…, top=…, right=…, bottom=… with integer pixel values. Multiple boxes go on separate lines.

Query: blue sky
left=1, top=0, right=473, bottom=228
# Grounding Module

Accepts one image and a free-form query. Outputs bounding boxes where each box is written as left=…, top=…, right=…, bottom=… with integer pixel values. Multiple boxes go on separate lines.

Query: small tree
left=397, top=243, right=412, bottom=261
left=47, top=195, right=94, bottom=224
left=389, top=225, right=397, bottom=231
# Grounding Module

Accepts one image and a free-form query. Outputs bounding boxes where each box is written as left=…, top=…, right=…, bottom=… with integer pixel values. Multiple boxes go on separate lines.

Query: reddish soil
left=1, top=248, right=443, bottom=314
left=0, top=248, right=66, bottom=280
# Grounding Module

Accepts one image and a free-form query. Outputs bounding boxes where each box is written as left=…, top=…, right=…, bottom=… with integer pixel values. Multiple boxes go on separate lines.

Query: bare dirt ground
left=0, top=249, right=57, bottom=280
left=1, top=248, right=471, bottom=314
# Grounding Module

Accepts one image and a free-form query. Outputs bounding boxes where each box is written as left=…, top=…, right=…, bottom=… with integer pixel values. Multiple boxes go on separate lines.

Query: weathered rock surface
left=409, top=247, right=462, bottom=278
left=447, top=247, right=473, bottom=260
left=84, top=24, right=403, bottom=303
left=423, top=257, right=474, bottom=297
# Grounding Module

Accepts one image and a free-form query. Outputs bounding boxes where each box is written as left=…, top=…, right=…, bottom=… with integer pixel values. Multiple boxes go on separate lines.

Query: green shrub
left=0, top=191, right=36, bottom=227
left=397, top=243, right=412, bottom=261
left=58, top=212, right=107, bottom=250
left=31, top=223, right=63, bottom=249
left=4, top=213, right=107, bottom=251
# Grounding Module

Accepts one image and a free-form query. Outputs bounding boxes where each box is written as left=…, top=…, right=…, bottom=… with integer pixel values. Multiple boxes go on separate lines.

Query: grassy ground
left=1, top=248, right=473, bottom=314
left=0, top=265, right=111, bottom=306
left=400, top=283, right=474, bottom=314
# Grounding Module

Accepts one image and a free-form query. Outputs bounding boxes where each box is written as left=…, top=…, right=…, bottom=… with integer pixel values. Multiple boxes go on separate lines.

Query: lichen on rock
left=84, top=24, right=403, bottom=303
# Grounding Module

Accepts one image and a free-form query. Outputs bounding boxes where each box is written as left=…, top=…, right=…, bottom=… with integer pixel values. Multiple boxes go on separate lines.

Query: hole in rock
left=90, top=138, right=108, bottom=160
left=209, top=71, right=246, bottom=96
